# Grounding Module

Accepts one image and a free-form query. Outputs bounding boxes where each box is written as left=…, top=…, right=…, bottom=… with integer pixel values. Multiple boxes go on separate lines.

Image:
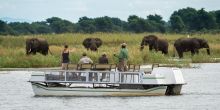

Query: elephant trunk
left=28, top=48, right=32, bottom=53
left=140, top=46, right=144, bottom=51
left=26, top=48, right=31, bottom=55
left=90, top=43, right=97, bottom=51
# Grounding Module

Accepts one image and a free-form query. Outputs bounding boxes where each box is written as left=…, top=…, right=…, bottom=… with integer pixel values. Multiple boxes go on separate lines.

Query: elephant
left=26, top=38, right=50, bottom=55
left=140, top=35, right=169, bottom=54
left=82, top=38, right=102, bottom=51
left=174, top=38, right=210, bottom=58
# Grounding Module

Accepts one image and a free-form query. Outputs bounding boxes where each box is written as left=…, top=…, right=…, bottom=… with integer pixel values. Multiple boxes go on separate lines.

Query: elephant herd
left=26, top=35, right=210, bottom=58
left=140, top=35, right=210, bottom=58
left=25, top=38, right=103, bottom=55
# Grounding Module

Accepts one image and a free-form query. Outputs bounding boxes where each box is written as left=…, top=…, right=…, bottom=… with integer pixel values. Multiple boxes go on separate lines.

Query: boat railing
left=43, top=70, right=144, bottom=84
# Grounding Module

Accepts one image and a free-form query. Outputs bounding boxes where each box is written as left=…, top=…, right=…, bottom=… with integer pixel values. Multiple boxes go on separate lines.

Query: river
left=0, top=63, right=219, bottom=110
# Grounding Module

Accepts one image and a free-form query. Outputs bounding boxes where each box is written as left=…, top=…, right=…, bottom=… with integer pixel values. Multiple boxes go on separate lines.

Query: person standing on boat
left=61, top=45, right=70, bottom=70
left=114, top=43, right=128, bottom=72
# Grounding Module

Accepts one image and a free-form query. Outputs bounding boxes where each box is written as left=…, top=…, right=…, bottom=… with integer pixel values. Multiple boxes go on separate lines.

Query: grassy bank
left=0, top=33, right=220, bottom=68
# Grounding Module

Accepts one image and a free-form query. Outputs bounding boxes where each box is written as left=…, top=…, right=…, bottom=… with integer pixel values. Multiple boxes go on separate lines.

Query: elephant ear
left=149, top=37, right=158, bottom=45
left=83, top=38, right=92, bottom=48
left=32, top=39, right=40, bottom=49
left=143, top=36, right=150, bottom=44
left=95, top=38, right=102, bottom=47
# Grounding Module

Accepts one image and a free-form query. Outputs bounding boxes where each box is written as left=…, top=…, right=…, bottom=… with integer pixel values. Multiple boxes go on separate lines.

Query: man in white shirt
left=78, top=53, right=93, bottom=64
left=78, top=52, right=94, bottom=81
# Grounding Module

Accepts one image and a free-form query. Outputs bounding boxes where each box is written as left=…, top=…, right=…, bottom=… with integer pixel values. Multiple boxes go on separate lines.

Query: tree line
left=1, top=7, right=220, bottom=35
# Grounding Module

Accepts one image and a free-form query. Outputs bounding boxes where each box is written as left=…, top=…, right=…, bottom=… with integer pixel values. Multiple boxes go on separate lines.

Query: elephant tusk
left=28, top=49, right=32, bottom=53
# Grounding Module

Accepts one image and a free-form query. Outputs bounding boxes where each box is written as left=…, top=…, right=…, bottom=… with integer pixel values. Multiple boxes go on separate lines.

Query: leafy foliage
left=1, top=7, right=220, bottom=35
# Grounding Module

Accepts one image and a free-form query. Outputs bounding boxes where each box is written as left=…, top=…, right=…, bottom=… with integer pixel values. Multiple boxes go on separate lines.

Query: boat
left=29, top=64, right=186, bottom=96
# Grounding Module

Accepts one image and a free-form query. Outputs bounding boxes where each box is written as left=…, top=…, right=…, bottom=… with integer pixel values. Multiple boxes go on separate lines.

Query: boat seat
left=110, top=64, right=117, bottom=71
left=68, top=64, right=79, bottom=70
left=93, top=64, right=112, bottom=71
left=77, top=64, right=93, bottom=70
left=128, top=64, right=140, bottom=72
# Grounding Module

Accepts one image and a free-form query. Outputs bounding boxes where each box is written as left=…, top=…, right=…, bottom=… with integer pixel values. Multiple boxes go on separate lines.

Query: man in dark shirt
left=98, top=53, right=109, bottom=82
left=98, top=53, right=109, bottom=64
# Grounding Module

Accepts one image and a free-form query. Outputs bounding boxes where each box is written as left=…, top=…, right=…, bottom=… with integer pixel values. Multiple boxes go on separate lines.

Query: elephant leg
left=33, top=51, right=37, bottom=55
left=163, top=50, right=168, bottom=55
left=152, top=45, right=158, bottom=52
left=195, top=50, right=199, bottom=54
left=191, top=50, right=195, bottom=56
left=42, top=51, right=47, bottom=56
left=26, top=51, right=29, bottom=55
left=177, top=51, right=183, bottom=58
left=149, top=46, right=153, bottom=51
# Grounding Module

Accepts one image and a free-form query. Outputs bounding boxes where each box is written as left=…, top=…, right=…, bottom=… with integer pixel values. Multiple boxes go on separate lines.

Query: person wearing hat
left=78, top=52, right=93, bottom=64
left=98, top=52, right=109, bottom=64
left=98, top=52, right=109, bottom=81
left=114, top=43, right=128, bottom=72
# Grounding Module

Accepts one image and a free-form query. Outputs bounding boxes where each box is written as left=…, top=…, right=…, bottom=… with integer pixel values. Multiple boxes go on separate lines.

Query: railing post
left=86, top=72, right=89, bottom=82
left=97, top=72, right=100, bottom=83
left=64, top=71, right=66, bottom=81
left=119, top=72, right=121, bottom=83
left=44, top=71, right=46, bottom=81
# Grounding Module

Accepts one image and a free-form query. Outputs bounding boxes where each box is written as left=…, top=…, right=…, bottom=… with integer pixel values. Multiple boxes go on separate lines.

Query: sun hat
left=121, top=43, right=127, bottom=46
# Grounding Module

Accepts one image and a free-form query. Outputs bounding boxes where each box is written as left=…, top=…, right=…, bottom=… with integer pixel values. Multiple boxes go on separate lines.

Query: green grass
left=0, top=33, right=220, bottom=68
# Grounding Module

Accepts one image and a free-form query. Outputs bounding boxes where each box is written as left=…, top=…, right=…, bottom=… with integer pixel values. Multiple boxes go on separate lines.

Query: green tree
left=77, top=16, right=96, bottom=33
left=9, top=22, right=36, bottom=35
left=94, top=16, right=113, bottom=32
left=46, top=17, right=75, bottom=33
left=128, top=15, right=146, bottom=33
left=215, top=10, right=220, bottom=28
left=31, top=21, right=52, bottom=34
left=170, top=15, right=185, bottom=32
left=110, top=17, right=124, bottom=32
left=0, top=20, right=13, bottom=35
left=194, top=8, right=217, bottom=31
left=171, top=7, right=197, bottom=31
left=147, top=14, right=166, bottom=33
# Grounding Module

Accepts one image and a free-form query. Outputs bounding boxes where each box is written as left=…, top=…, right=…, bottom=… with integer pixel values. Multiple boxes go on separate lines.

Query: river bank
left=1, top=33, right=220, bottom=68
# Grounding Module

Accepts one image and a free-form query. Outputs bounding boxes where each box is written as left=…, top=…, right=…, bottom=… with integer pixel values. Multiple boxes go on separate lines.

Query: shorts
left=62, top=63, right=69, bottom=70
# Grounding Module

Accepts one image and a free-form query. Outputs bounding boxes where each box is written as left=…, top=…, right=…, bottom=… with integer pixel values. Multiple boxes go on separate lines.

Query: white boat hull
left=32, top=83, right=167, bottom=96
left=29, top=67, right=186, bottom=96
